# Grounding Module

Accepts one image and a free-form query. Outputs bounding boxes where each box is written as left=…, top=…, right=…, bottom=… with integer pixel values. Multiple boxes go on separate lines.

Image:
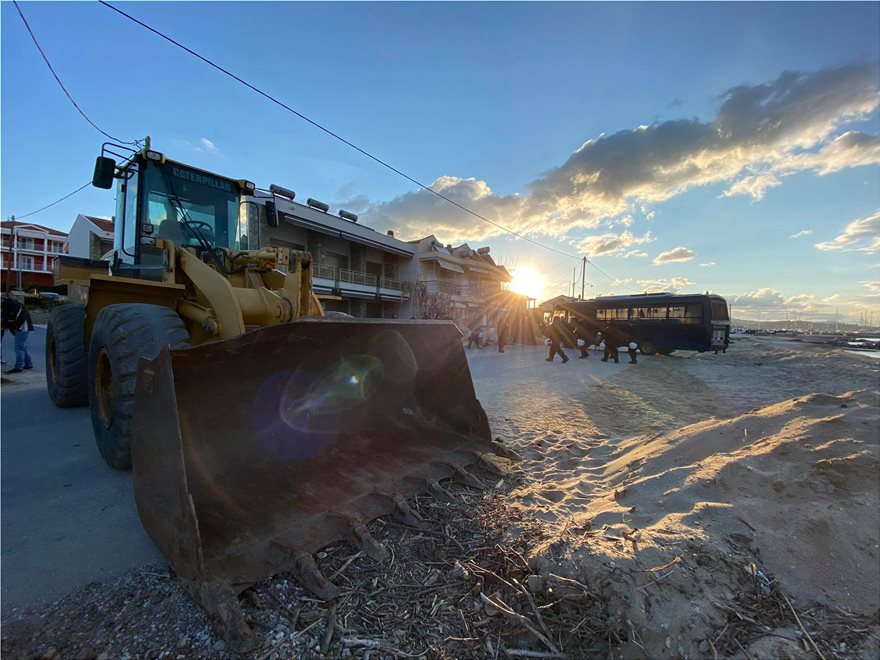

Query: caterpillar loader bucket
left=131, top=318, right=511, bottom=647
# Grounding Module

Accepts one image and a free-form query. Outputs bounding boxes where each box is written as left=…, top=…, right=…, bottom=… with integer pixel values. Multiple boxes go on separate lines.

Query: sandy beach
left=470, top=335, right=880, bottom=658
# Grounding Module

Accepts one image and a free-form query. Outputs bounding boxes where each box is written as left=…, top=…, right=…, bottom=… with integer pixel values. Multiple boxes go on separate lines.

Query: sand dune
left=497, top=338, right=879, bottom=658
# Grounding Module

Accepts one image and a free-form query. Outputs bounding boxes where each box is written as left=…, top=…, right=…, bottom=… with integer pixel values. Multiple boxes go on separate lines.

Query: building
left=539, top=294, right=579, bottom=318
left=1, top=221, right=68, bottom=291
left=263, top=195, right=419, bottom=318
left=411, top=235, right=531, bottom=339
left=64, top=214, right=115, bottom=260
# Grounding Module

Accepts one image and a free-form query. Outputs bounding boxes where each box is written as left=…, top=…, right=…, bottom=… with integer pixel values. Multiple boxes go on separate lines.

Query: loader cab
left=97, top=149, right=260, bottom=278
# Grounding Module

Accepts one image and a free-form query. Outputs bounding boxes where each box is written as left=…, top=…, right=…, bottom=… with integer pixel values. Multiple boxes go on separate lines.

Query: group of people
left=544, top=316, right=638, bottom=365
left=1, top=295, right=34, bottom=373
left=467, top=321, right=511, bottom=353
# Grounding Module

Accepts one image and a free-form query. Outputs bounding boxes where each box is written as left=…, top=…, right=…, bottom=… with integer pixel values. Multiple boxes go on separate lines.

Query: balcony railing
left=313, top=264, right=404, bottom=294
left=313, top=264, right=336, bottom=280
left=338, top=268, right=377, bottom=287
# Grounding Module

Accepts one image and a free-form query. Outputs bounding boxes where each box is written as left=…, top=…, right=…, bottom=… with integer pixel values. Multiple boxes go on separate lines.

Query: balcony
left=313, top=264, right=404, bottom=298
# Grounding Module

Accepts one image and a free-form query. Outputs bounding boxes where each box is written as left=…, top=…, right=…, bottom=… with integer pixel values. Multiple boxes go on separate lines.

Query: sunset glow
left=508, top=266, right=544, bottom=301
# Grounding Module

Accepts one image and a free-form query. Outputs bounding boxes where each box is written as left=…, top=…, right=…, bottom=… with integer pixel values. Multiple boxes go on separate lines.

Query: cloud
left=731, top=288, right=833, bottom=314
left=785, top=293, right=815, bottom=306
left=573, top=230, right=653, bottom=256
left=731, top=288, right=786, bottom=309
left=862, top=280, right=880, bottom=295
left=198, top=138, right=219, bottom=154
left=699, top=262, right=716, bottom=268
left=622, top=250, right=649, bottom=258
left=721, top=172, right=782, bottom=201
left=654, top=246, right=696, bottom=264
left=789, top=229, right=814, bottom=239
left=362, top=61, right=879, bottom=244
left=636, top=277, right=695, bottom=293
left=815, top=210, right=880, bottom=254
left=365, top=176, right=525, bottom=242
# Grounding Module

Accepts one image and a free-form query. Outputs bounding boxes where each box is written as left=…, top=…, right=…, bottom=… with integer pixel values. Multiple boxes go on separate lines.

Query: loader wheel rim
left=95, top=347, right=115, bottom=429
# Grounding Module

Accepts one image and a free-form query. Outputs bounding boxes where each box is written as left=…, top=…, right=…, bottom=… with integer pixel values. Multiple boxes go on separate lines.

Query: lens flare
left=279, top=354, right=385, bottom=430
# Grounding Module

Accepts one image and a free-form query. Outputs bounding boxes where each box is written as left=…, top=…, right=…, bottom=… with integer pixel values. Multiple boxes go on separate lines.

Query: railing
left=313, top=264, right=336, bottom=280
left=338, top=268, right=377, bottom=287
left=313, top=264, right=404, bottom=293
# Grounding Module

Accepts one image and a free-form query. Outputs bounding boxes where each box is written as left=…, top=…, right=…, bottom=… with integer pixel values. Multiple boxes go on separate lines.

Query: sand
left=492, top=337, right=879, bottom=658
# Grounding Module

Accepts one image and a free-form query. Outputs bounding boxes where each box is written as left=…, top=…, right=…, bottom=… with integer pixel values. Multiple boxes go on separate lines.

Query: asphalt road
left=1, top=328, right=162, bottom=609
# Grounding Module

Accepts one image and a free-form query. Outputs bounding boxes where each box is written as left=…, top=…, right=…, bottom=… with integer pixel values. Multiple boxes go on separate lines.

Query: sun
left=508, top=266, right=544, bottom=300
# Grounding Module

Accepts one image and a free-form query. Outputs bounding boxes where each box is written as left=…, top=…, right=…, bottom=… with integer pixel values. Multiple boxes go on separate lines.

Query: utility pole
left=580, top=256, right=587, bottom=300
left=5, top=214, right=14, bottom=294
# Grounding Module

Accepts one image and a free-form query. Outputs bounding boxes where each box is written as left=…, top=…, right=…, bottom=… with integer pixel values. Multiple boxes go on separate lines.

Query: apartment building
left=1, top=221, right=68, bottom=290
left=412, top=235, right=530, bottom=337
left=64, top=214, right=115, bottom=260
left=262, top=195, right=419, bottom=318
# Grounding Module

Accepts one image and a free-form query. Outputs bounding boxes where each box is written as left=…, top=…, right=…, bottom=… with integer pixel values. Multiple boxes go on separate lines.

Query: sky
left=2, top=1, right=879, bottom=322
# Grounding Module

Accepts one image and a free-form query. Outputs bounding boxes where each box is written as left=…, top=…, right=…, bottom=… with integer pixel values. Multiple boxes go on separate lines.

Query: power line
left=97, top=1, right=581, bottom=261
left=11, top=182, right=92, bottom=221
left=587, top=258, right=638, bottom=292
left=12, top=1, right=137, bottom=146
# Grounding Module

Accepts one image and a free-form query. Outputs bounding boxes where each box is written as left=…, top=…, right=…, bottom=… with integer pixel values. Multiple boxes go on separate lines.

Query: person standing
left=1, top=296, right=34, bottom=374
left=467, top=326, right=479, bottom=349
left=627, top=335, right=639, bottom=364
left=498, top=320, right=508, bottom=353
left=600, top=324, right=619, bottom=363
left=545, top=317, right=570, bottom=363
left=574, top=318, right=590, bottom=359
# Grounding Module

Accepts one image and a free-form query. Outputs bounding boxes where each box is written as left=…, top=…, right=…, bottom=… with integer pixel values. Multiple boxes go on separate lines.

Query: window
left=17, top=237, right=34, bottom=250
left=20, top=256, right=34, bottom=270
left=597, top=307, right=628, bottom=321
left=631, top=306, right=667, bottom=322
left=711, top=300, right=729, bottom=321
left=143, top=161, right=240, bottom=250
left=669, top=304, right=703, bottom=324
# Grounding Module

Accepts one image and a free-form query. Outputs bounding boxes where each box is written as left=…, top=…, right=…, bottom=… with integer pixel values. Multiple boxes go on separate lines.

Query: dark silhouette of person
left=573, top=318, right=590, bottom=359
left=627, top=335, right=638, bottom=364
left=600, top=324, right=619, bottom=363
left=498, top=320, right=508, bottom=353
left=545, top=318, right=569, bottom=363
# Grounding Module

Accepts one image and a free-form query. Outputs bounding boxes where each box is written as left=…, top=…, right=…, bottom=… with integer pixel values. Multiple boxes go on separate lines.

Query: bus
left=555, top=292, right=730, bottom=355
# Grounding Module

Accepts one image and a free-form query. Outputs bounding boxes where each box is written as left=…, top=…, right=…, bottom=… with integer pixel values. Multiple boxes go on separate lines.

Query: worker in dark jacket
left=600, top=324, right=620, bottom=363
left=545, top=318, right=570, bottom=363
left=573, top=318, right=590, bottom=359
left=1, top=296, right=34, bottom=373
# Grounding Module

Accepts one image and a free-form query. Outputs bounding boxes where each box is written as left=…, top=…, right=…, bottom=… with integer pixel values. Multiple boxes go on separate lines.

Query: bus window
left=598, top=307, right=627, bottom=321
left=632, top=306, right=666, bottom=322
left=711, top=300, right=729, bottom=320
left=669, top=304, right=702, bottom=324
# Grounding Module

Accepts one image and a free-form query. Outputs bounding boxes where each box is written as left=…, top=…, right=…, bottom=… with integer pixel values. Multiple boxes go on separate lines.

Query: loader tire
left=88, top=304, right=188, bottom=470
left=46, top=303, right=89, bottom=408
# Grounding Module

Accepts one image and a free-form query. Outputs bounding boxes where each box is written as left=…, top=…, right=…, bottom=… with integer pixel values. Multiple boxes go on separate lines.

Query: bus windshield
left=142, top=161, right=242, bottom=250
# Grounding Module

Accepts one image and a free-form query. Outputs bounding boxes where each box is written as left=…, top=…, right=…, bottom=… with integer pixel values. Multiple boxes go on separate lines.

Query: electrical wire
left=12, top=1, right=137, bottom=146
left=11, top=182, right=92, bottom=220
left=586, top=258, right=638, bottom=292
left=97, top=0, right=584, bottom=261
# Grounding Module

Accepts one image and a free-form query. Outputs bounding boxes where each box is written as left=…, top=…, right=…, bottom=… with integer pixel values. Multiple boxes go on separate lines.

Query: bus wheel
left=658, top=348, right=674, bottom=356
left=640, top=339, right=657, bottom=356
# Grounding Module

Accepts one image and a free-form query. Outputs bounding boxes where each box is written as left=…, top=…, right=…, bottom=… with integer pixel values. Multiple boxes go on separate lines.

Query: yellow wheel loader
left=46, top=142, right=511, bottom=648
